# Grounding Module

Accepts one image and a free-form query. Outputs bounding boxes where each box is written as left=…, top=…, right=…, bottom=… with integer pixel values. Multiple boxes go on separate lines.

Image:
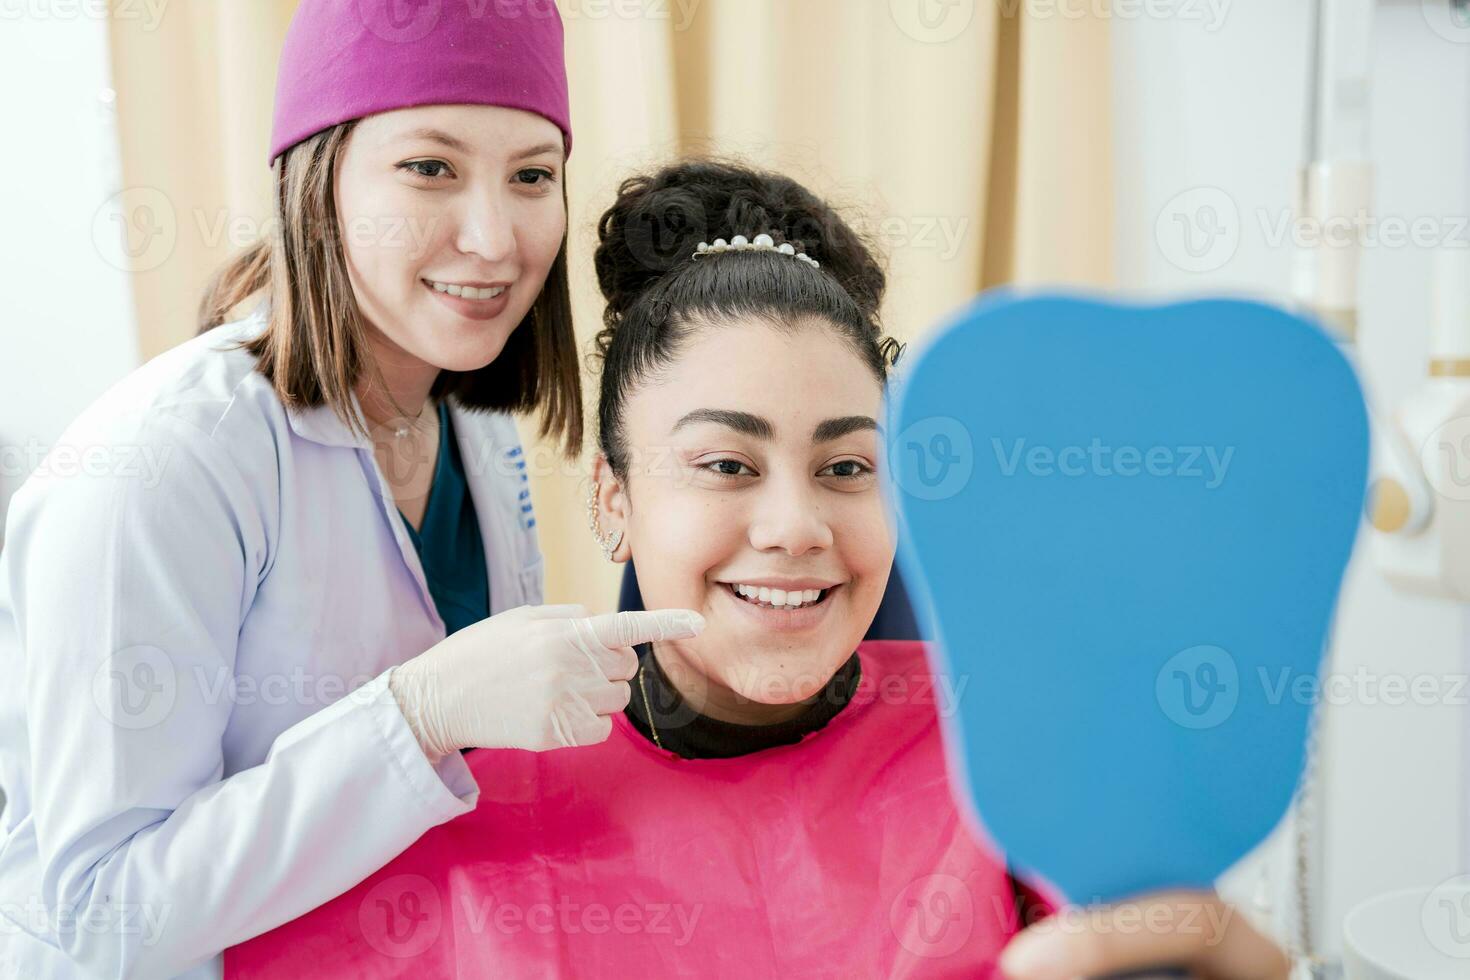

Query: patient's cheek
left=653, top=643, right=713, bottom=704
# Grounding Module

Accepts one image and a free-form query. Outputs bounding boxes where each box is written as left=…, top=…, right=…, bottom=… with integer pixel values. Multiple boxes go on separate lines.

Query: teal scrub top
left=397, top=400, right=489, bottom=636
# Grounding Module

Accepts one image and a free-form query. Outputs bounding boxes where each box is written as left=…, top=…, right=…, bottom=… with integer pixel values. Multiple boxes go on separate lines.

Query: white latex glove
left=388, top=603, right=705, bottom=758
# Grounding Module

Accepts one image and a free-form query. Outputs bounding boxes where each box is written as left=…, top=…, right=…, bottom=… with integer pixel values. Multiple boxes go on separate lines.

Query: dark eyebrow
left=812, top=416, right=879, bottom=442
left=510, top=141, right=565, bottom=163
left=671, top=410, right=880, bottom=443
left=672, top=409, right=773, bottom=439
left=397, top=131, right=563, bottom=164
left=399, top=128, right=472, bottom=153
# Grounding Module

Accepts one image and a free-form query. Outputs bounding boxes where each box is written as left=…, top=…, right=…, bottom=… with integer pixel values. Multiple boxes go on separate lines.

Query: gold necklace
left=636, top=658, right=662, bottom=750
left=391, top=400, right=436, bottom=442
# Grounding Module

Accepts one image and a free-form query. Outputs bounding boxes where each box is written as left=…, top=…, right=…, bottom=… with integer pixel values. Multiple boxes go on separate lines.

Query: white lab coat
left=0, top=309, right=546, bottom=978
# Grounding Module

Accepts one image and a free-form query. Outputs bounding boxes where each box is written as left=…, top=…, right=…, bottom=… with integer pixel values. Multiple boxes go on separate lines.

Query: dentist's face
left=334, top=104, right=566, bottom=374
left=606, top=318, right=896, bottom=723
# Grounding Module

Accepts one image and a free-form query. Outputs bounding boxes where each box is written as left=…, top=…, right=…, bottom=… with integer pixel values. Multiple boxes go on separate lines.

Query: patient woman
left=227, top=163, right=1292, bottom=979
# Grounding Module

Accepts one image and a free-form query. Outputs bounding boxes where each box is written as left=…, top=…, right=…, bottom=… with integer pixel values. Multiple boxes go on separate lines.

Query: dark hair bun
left=593, top=159, right=886, bottom=330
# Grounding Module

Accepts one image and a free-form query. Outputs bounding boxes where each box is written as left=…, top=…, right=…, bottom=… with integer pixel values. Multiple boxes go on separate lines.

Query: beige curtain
left=109, top=0, right=1113, bottom=609
left=107, top=0, right=296, bottom=359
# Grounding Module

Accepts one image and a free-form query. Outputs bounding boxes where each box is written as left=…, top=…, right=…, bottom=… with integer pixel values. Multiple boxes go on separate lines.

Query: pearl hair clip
left=692, top=233, right=820, bottom=268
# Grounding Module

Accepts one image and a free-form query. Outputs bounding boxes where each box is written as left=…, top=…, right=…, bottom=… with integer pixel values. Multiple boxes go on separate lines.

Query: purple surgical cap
left=269, top=0, right=572, bottom=166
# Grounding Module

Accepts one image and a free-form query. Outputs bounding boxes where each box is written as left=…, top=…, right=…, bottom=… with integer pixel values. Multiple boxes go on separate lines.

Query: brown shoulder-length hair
left=197, top=121, right=582, bottom=455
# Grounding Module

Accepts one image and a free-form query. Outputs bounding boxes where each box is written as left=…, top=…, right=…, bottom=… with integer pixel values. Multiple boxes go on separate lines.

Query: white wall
left=0, top=7, right=142, bottom=819
left=0, top=11, right=141, bottom=546
left=1113, top=0, right=1467, bottom=964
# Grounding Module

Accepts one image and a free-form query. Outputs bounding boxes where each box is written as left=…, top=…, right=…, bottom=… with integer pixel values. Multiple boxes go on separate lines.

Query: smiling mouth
left=722, top=582, right=836, bottom=611
left=422, top=279, right=510, bottom=300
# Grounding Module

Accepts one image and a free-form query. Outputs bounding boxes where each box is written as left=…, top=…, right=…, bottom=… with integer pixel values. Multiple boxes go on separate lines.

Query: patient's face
left=610, top=317, right=895, bottom=724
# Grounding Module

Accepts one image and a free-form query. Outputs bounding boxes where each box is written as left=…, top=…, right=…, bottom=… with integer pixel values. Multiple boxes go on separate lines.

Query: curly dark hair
left=591, top=159, right=903, bottom=479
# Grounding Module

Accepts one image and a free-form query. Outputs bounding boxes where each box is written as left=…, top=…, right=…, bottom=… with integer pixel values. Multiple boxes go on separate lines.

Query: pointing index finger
left=587, top=609, right=705, bottom=650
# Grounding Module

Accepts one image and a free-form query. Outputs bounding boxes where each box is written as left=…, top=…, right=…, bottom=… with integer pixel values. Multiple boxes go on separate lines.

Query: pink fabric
left=227, top=641, right=1044, bottom=978
left=270, top=0, right=572, bottom=164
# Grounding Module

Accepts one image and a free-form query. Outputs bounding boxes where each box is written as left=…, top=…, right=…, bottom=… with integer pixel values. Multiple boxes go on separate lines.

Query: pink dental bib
left=227, top=641, right=1044, bottom=978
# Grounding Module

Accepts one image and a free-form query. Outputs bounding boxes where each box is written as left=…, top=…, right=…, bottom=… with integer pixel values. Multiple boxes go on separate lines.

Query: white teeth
left=429, top=280, right=507, bottom=300
left=728, top=583, right=828, bottom=610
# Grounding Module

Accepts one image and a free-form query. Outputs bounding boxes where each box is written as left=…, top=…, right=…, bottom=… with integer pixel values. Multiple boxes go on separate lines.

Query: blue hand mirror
left=885, top=293, right=1368, bottom=974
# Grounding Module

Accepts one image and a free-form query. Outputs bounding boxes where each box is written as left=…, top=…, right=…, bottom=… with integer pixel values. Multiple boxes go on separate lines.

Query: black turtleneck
left=623, top=643, right=862, bottom=760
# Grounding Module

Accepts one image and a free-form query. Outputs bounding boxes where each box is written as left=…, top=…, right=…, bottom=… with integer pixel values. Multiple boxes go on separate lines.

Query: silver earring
left=586, top=481, right=624, bottom=562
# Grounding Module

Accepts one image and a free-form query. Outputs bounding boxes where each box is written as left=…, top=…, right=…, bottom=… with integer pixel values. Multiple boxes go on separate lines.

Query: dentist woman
left=0, top=3, right=701, bottom=977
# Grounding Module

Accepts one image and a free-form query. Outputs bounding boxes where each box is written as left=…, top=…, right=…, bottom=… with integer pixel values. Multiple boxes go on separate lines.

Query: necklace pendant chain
left=637, top=660, right=662, bottom=749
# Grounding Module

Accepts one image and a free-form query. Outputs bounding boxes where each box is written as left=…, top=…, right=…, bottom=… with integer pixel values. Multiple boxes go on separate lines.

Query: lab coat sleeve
left=5, top=410, right=479, bottom=979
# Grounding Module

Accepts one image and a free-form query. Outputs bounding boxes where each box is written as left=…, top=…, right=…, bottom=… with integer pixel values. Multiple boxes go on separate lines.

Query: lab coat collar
left=283, top=390, right=508, bottom=458
left=284, top=392, right=375, bottom=451
left=224, top=303, right=376, bottom=451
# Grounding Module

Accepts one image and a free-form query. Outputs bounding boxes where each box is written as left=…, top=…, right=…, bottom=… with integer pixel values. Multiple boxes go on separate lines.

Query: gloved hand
left=388, top=603, right=705, bottom=759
